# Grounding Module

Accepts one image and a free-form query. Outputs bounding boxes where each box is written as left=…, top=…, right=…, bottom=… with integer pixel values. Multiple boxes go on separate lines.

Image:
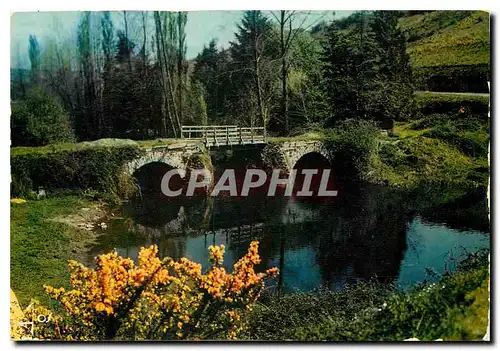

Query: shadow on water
left=90, top=148, right=490, bottom=293
left=89, top=179, right=490, bottom=294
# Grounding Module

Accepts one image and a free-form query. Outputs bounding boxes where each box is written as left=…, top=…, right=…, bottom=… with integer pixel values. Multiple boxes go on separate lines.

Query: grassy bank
left=367, top=107, right=489, bottom=190
left=10, top=195, right=101, bottom=307
left=244, top=253, right=489, bottom=341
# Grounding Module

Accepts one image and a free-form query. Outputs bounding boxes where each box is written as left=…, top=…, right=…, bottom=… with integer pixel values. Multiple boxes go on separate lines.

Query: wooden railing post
left=239, top=127, right=242, bottom=144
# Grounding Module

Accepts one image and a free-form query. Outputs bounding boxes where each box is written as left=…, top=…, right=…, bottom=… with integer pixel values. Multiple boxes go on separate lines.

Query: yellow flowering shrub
left=10, top=198, right=27, bottom=205
left=18, top=241, right=277, bottom=341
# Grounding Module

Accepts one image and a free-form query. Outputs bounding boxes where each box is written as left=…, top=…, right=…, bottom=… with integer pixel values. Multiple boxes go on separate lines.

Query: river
left=88, top=180, right=490, bottom=294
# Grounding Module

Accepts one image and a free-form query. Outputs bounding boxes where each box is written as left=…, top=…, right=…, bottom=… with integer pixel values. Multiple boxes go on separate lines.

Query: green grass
left=392, top=122, right=430, bottom=139
left=10, top=196, right=97, bottom=307
left=136, top=138, right=185, bottom=148
left=10, top=138, right=183, bottom=157
left=244, top=254, right=489, bottom=341
left=415, top=91, right=490, bottom=106
left=371, top=136, right=479, bottom=188
left=372, top=96, right=490, bottom=189
left=400, top=11, right=490, bottom=67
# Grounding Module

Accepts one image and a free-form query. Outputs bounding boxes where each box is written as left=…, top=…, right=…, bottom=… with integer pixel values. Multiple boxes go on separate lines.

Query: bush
left=374, top=258, right=489, bottom=341
left=370, top=136, right=487, bottom=189
left=412, top=64, right=490, bottom=93
left=245, top=253, right=489, bottom=341
left=11, top=87, right=75, bottom=147
left=245, top=283, right=392, bottom=341
left=17, top=242, right=278, bottom=340
left=425, top=124, right=489, bottom=158
left=326, top=119, right=379, bottom=181
left=10, top=145, right=143, bottom=198
left=404, top=113, right=490, bottom=158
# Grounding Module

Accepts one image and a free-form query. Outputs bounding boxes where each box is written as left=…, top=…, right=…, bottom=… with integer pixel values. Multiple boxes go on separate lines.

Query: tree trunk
left=280, top=11, right=289, bottom=136
left=141, top=12, right=148, bottom=69
left=177, top=12, right=184, bottom=125
left=154, top=12, right=175, bottom=137
left=252, top=13, right=266, bottom=138
left=158, top=13, right=181, bottom=135
left=124, top=11, right=132, bottom=73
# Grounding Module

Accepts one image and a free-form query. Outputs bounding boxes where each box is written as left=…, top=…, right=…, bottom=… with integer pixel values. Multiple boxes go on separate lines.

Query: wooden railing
left=181, top=125, right=266, bottom=147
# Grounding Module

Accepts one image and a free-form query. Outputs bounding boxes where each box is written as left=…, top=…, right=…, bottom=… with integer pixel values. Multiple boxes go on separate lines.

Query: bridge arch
left=124, top=142, right=212, bottom=196
left=132, top=161, right=177, bottom=195
left=293, top=151, right=332, bottom=170
left=262, top=141, right=333, bottom=173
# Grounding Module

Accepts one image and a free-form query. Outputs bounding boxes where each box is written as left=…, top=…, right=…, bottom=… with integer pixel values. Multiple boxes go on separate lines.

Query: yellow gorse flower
left=34, top=241, right=278, bottom=341
left=10, top=198, right=27, bottom=204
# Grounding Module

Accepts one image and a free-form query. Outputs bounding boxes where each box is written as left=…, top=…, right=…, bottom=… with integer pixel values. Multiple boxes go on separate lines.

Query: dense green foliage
left=10, top=10, right=490, bottom=145
left=11, top=144, right=142, bottom=198
left=322, top=11, right=414, bottom=127
left=372, top=136, right=486, bottom=189
left=11, top=87, right=75, bottom=147
left=245, top=252, right=489, bottom=341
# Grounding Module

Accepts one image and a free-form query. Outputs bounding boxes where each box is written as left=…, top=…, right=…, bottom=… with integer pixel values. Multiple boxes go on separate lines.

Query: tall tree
left=139, top=11, right=148, bottom=66
left=123, top=11, right=132, bottom=73
left=13, top=43, right=26, bottom=99
left=177, top=12, right=188, bottom=123
left=77, top=12, right=98, bottom=139
left=28, top=35, right=41, bottom=84
left=322, top=12, right=378, bottom=125
left=370, top=11, right=414, bottom=124
left=322, top=11, right=414, bottom=127
left=230, top=11, right=276, bottom=134
left=192, top=39, right=232, bottom=122
left=154, top=11, right=178, bottom=137
left=101, top=11, right=114, bottom=136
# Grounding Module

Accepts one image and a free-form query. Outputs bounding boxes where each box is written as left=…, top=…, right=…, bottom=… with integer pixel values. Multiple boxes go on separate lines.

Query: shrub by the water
left=244, top=252, right=489, bottom=341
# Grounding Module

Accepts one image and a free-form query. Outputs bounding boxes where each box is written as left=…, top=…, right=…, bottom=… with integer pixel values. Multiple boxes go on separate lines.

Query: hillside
left=399, top=11, right=490, bottom=92
left=400, top=11, right=490, bottom=67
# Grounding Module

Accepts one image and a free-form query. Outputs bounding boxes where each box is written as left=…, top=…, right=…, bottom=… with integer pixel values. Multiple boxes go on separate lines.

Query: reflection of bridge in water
left=131, top=196, right=324, bottom=247
left=89, top=178, right=490, bottom=294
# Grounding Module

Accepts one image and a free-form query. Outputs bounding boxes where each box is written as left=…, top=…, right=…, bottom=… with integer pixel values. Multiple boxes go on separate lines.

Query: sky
left=10, top=10, right=354, bottom=68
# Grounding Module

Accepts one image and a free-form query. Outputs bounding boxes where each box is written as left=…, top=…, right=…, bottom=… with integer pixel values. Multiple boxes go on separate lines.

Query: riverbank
left=368, top=114, right=489, bottom=190
left=10, top=195, right=105, bottom=306
left=10, top=191, right=490, bottom=340
left=244, top=252, right=489, bottom=341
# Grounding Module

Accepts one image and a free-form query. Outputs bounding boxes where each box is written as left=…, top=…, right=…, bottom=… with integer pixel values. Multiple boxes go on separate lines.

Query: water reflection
left=89, top=185, right=490, bottom=293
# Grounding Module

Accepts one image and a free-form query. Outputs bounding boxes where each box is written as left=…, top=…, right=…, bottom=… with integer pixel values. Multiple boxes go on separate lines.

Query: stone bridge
left=126, top=139, right=333, bottom=175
